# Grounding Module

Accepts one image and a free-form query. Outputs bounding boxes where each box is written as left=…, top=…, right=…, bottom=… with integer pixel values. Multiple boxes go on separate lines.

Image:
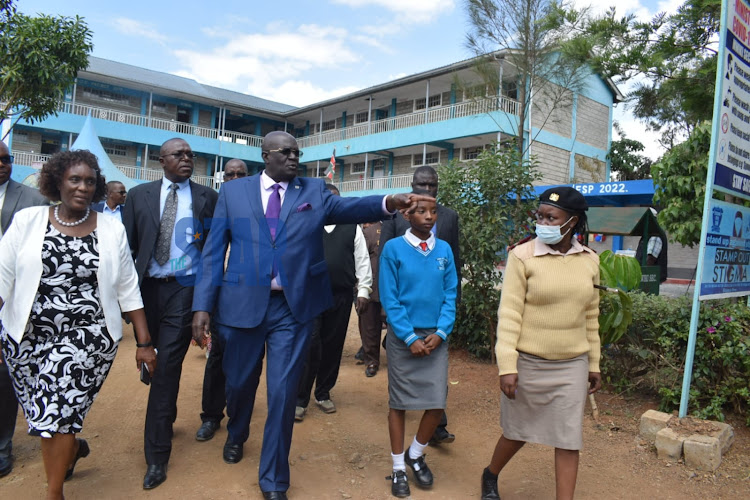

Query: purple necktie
left=266, top=183, right=281, bottom=241
left=267, top=184, right=282, bottom=280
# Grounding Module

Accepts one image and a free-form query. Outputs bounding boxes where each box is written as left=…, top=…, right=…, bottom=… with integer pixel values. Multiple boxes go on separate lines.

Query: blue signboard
left=699, top=199, right=750, bottom=298
left=533, top=180, right=655, bottom=206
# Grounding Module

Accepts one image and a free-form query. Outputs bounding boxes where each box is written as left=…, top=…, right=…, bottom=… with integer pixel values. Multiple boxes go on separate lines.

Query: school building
left=6, top=53, right=621, bottom=196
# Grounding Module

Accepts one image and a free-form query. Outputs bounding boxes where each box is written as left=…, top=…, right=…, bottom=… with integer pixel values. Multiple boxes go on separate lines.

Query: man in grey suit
left=379, top=165, right=461, bottom=445
left=0, top=140, right=48, bottom=477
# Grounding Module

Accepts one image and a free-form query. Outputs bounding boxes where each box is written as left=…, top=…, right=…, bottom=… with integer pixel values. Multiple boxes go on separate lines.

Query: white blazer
left=0, top=206, right=143, bottom=343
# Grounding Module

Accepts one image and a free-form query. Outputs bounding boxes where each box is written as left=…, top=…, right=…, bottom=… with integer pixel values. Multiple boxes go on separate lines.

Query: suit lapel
left=144, top=180, right=161, bottom=230
left=280, top=177, right=302, bottom=222
left=190, top=181, right=206, bottom=218
left=1, top=180, right=21, bottom=232
left=246, top=174, right=269, bottom=238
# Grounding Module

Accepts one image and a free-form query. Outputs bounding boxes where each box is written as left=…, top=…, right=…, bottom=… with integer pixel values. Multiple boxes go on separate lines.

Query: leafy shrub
left=602, top=291, right=750, bottom=425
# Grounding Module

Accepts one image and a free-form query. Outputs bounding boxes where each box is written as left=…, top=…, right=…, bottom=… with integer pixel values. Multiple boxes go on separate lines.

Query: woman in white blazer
left=0, top=150, right=156, bottom=500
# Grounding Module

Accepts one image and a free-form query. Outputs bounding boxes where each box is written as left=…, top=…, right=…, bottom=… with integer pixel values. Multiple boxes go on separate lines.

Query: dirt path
left=1, top=309, right=748, bottom=499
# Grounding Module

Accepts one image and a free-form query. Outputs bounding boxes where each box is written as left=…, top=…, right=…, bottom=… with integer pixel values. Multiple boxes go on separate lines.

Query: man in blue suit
left=192, top=131, right=430, bottom=500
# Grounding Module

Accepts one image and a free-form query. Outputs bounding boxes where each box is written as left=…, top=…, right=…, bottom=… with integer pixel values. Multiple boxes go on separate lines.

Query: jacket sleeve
left=192, top=187, right=230, bottom=313
left=436, top=247, right=457, bottom=341
left=494, top=251, right=527, bottom=376
left=113, top=221, right=144, bottom=312
left=0, top=210, right=23, bottom=303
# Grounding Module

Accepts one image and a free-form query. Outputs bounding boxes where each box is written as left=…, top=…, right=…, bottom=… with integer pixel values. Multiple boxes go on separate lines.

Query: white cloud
left=332, top=0, right=455, bottom=23
left=612, top=105, right=664, bottom=161
left=250, top=80, right=362, bottom=107
left=111, top=18, right=168, bottom=44
left=172, top=24, right=362, bottom=101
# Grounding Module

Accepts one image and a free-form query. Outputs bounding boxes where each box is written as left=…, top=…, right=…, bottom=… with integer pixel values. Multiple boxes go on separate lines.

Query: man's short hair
left=325, top=183, right=339, bottom=193
left=106, top=180, right=124, bottom=190
left=413, top=165, right=437, bottom=178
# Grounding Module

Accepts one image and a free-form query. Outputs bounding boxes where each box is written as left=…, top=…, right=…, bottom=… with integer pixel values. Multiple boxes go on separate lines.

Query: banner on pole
left=713, top=0, right=750, bottom=200
left=700, top=198, right=750, bottom=298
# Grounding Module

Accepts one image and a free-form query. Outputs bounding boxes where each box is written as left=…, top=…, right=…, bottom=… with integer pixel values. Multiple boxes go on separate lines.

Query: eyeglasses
left=115, top=190, right=127, bottom=195
left=0, top=155, right=14, bottom=165
left=223, top=172, right=247, bottom=179
left=160, top=151, right=197, bottom=160
left=265, top=147, right=303, bottom=157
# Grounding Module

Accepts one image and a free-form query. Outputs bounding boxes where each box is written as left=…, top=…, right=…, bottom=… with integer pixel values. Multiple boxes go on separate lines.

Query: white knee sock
left=391, top=452, right=406, bottom=471
left=409, top=436, right=428, bottom=459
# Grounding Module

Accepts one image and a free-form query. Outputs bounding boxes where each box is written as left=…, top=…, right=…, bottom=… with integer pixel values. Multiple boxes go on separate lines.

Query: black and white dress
left=1, top=223, right=119, bottom=437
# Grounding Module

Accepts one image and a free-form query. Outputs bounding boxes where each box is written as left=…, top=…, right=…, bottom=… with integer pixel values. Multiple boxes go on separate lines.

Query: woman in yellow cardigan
left=481, top=187, right=601, bottom=500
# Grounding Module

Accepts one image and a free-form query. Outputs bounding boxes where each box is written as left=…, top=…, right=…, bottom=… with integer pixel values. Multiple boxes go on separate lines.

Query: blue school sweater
left=379, top=235, right=458, bottom=346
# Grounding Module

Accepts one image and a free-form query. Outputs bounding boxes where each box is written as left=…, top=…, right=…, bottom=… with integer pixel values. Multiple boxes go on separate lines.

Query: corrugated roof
left=84, top=57, right=297, bottom=113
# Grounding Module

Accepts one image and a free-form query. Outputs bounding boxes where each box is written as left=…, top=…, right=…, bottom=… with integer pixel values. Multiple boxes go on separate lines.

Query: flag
left=324, top=149, right=336, bottom=179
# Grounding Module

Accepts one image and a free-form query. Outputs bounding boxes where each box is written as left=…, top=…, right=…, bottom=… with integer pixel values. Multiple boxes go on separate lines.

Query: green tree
left=0, top=4, right=92, bottom=139
left=651, top=121, right=713, bottom=247
left=464, top=0, right=591, bottom=157
left=608, top=135, right=652, bottom=181
left=438, top=142, right=540, bottom=358
left=569, top=0, right=720, bottom=149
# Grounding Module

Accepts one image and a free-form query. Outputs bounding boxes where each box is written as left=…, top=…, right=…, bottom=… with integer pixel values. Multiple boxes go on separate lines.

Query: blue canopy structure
left=71, top=115, right=138, bottom=190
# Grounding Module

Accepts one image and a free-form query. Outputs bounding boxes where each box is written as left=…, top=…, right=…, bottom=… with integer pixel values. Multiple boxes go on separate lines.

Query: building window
left=351, top=162, right=366, bottom=174
left=463, top=84, right=486, bottom=100
left=81, top=87, right=130, bottom=105
left=322, top=120, right=336, bottom=131
left=102, top=142, right=128, bottom=157
left=355, top=111, right=369, bottom=124
left=463, top=146, right=484, bottom=160
left=414, top=94, right=442, bottom=111
left=152, top=101, right=168, bottom=113
left=148, top=151, right=161, bottom=161
left=503, top=81, right=518, bottom=100
left=413, top=151, right=440, bottom=166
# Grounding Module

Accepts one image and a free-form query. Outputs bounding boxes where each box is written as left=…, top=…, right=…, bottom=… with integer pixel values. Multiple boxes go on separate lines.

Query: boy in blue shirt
left=379, top=195, right=458, bottom=498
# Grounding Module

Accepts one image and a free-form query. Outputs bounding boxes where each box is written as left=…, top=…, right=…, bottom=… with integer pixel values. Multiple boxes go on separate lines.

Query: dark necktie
left=155, top=183, right=178, bottom=266
left=266, top=184, right=282, bottom=241
left=420, top=242, right=428, bottom=252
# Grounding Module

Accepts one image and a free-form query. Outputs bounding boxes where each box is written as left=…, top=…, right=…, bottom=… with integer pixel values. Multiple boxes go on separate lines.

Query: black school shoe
left=388, top=469, right=410, bottom=498
left=404, top=446, right=433, bottom=488
left=481, top=467, right=501, bottom=499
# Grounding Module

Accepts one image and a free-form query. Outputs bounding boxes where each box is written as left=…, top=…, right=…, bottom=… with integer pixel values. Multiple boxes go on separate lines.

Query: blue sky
left=18, top=0, right=684, bottom=160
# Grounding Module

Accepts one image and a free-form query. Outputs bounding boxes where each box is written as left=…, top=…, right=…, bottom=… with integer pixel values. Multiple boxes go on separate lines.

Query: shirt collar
left=261, top=170, right=289, bottom=192
left=533, top=236, right=585, bottom=256
left=404, top=228, right=436, bottom=250
left=0, top=181, right=8, bottom=196
left=161, top=177, right=190, bottom=190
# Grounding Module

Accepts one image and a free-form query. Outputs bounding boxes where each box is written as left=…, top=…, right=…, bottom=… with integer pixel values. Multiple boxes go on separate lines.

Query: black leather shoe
left=223, top=438, right=243, bottom=464
left=64, top=438, right=90, bottom=481
left=261, top=491, right=288, bottom=500
left=365, top=364, right=378, bottom=377
left=142, top=464, right=167, bottom=490
left=429, top=427, right=455, bottom=445
left=404, top=446, right=433, bottom=488
left=0, top=456, right=12, bottom=478
left=481, top=467, right=501, bottom=499
left=388, top=469, right=410, bottom=498
left=196, top=420, right=219, bottom=441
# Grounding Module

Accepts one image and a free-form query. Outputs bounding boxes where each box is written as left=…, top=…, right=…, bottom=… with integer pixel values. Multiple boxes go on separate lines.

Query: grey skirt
left=500, top=351, right=589, bottom=450
left=386, top=326, right=448, bottom=410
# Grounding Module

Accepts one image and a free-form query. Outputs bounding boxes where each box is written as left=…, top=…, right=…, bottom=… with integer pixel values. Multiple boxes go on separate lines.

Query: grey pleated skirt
left=500, top=351, right=589, bottom=450
left=386, top=326, right=448, bottom=410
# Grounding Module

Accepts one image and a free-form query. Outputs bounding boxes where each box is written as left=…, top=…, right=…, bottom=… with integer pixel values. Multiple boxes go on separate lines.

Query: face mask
left=535, top=216, right=574, bottom=245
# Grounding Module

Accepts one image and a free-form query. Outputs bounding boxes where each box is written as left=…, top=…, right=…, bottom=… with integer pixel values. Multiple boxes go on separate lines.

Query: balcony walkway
left=52, top=94, right=518, bottom=152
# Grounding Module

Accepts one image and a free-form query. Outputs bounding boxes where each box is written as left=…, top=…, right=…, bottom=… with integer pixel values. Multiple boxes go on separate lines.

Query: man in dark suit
left=0, top=141, right=48, bottom=477
left=91, top=180, right=127, bottom=222
left=191, top=131, right=429, bottom=500
left=380, top=165, right=461, bottom=445
left=122, top=137, right=218, bottom=490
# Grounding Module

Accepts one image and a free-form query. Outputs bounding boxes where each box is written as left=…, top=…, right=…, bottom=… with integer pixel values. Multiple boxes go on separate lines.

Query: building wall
left=532, top=143, right=570, bottom=185
left=531, top=82, right=573, bottom=139
left=573, top=154, right=606, bottom=183
left=575, top=95, right=609, bottom=150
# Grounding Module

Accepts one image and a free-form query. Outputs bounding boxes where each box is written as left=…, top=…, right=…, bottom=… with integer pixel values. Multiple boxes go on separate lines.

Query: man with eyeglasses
left=192, top=131, right=433, bottom=500
left=194, top=158, right=247, bottom=444
left=122, top=137, right=218, bottom=490
left=92, top=180, right=127, bottom=222
left=0, top=140, right=48, bottom=478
